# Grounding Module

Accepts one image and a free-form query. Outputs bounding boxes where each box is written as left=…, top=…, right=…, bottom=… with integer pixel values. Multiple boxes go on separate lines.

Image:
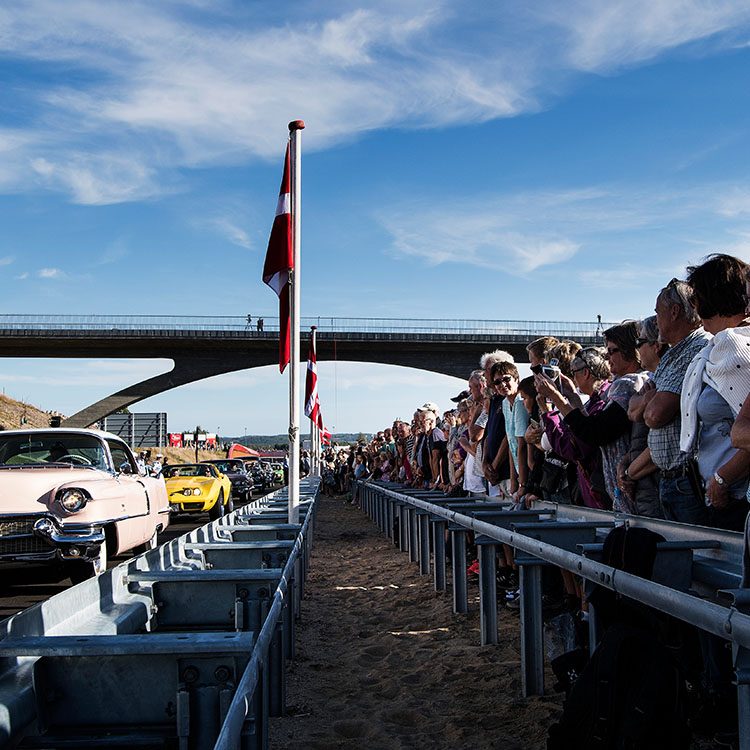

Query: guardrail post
left=293, top=557, right=302, bottom=621
left=409, top=507, right=419, bottom=564
left=399, top=504, right=408, bottom=551
left=519, top=560, right=544, bottom=696
left=418, top=512, right=430, bottom=576
left=478, top=540, right=498, bottom=645
left=286, top=574, right=297, bottom=661
left=432, top=519, right=447, bottom=592
left=269, top=621, right=285, bottom=717
left=451, top=528, right=468, bottom=614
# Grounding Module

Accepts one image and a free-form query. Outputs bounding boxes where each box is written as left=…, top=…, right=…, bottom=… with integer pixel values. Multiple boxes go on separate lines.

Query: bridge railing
left=0, top=314, right=613, bottom=339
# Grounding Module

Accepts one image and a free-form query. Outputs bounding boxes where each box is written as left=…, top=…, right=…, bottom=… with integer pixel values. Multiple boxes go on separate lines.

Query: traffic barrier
left=0, top=479, right=319, bottom=749
left=357, top=480, right=750, bottom=749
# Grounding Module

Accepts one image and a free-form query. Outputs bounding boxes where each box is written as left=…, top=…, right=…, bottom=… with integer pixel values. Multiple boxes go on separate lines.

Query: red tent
left=227, top=443, right=260, bottom=459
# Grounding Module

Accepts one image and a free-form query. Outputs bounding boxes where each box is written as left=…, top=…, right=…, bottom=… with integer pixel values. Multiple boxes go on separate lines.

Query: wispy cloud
left=0, top=256, right=14, bottom=267
left=1, top=1, right=749, bottom=202
left=536, top=0, right=750, bottom=72
left=380, top=182, right=750, bottom=275
left=96, top=238, right=130, bottom=265
left=37, top=267, right=66, bottom=279
left=208, top=217, right=252, bottom=250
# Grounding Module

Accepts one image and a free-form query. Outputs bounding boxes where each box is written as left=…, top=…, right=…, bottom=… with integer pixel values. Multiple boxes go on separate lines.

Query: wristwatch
left=713, top=471, right=725, bottom=486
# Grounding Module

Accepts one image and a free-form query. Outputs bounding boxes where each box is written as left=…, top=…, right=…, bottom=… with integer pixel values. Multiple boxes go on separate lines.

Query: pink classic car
left=0, top=428, right=170, bottom=581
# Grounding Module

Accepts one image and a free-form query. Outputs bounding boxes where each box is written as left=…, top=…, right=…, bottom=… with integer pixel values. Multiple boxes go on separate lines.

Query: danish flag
left=262, top=144, right=293, bottom=372
left=304, top=327, right=326, bottom=433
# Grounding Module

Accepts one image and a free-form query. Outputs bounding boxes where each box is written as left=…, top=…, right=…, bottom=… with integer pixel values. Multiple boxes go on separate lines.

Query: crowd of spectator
left=342, top=253, right=750, bottom=529
left=329, top=253, right=750, bottom=744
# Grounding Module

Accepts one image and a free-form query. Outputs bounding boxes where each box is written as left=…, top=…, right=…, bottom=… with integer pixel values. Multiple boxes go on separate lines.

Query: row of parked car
left=0, top=428, right=283, bottom=583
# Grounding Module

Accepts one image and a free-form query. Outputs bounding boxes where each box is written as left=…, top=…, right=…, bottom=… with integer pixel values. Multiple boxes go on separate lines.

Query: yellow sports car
left=164, top=463, right=234, bottom=520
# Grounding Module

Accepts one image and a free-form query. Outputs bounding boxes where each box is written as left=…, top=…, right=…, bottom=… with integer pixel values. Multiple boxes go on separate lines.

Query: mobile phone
left=541, top=364, right=561, bottom=384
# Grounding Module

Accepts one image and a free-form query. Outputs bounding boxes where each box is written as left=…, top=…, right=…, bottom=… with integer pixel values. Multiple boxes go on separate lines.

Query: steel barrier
left=0, top=479, right=319, bottom=750
left=357, top=480, right=750, bottom=749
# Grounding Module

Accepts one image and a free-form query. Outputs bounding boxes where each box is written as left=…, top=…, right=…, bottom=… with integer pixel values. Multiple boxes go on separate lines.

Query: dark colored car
left=201, top=459, right=254, bottom=502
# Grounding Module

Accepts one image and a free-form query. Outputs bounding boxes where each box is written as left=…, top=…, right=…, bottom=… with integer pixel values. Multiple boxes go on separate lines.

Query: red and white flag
left=262, top=144, right=293, bottom=372
left=304, top=327, right=325, bottom=432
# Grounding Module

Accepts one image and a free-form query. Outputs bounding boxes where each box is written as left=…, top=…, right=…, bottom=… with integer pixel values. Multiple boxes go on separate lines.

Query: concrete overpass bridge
left=0, top=315, right=608, bottom=427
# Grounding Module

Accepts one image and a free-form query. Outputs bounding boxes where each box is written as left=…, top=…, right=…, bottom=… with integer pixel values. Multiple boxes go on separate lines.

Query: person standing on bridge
left=257, top=318, right=264, bottom=332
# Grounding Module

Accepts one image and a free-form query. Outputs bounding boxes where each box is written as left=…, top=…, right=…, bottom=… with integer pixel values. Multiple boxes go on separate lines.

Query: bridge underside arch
left=62, top=336, right=527, bottom=428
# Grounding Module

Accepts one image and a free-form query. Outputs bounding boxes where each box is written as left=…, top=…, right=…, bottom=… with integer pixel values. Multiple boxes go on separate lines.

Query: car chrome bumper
left=0, top=516, right=105, bottom=563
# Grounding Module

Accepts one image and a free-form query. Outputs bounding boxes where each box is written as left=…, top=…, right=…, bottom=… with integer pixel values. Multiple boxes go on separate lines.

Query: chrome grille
left=0, top=516, right=53, bottom=555
left=0, top=518, right=37, bottom=536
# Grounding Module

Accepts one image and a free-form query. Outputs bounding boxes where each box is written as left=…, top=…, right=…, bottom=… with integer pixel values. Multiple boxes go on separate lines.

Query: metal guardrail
left=0, top=479, right=319, bottom=750
left=358, top=481, right=750, bottom=749
left=0, top=314, right=613, bottom=339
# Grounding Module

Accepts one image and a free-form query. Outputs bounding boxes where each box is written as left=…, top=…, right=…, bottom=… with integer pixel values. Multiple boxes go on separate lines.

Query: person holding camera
left=535, top=321, right=649, bottom=513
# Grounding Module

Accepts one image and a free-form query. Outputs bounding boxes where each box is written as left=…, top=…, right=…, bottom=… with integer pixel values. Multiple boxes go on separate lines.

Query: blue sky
left=2, top=1, right=750, bottom=436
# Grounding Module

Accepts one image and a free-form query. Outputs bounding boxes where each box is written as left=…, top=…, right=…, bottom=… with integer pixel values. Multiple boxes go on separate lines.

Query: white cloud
left=380, top=181, right=750, bottom=275
left=1, top=1, right=749, bottom=202
left=0, top=256, right=14, bottom=267
left=14, top=272, right=29, bottom=280
left=37, top=267, right=65, bottom=279
left=31, top=154, right=163, bottom=205
left=208, top=217, right=252, bottom=250
left=97, top=238, right=130, bottom=265
left=537, top=0, right=750, bottom=72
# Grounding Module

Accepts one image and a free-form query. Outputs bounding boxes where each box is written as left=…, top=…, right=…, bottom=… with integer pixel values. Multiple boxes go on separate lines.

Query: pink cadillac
left=0, top=428, right=170, bottom=581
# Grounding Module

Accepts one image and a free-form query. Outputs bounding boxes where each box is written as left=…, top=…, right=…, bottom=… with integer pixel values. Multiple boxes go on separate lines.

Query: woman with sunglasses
left=536, top=321, right=649, bottom=513
left=617, top=316, right=669, bottom=518
left=537, top=346, right=613, bottom=510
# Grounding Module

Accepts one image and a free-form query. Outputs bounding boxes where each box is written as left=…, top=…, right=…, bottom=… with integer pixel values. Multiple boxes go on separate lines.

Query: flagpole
left=288, top=119, right=305, bottom=524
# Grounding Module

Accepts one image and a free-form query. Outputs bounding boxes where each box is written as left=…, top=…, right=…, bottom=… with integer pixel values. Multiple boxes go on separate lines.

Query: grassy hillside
left=0, top=394, right=58, bottom=430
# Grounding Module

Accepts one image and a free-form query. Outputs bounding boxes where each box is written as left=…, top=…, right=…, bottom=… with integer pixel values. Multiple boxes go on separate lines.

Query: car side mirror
left=119, top=462, right=134, bottom=475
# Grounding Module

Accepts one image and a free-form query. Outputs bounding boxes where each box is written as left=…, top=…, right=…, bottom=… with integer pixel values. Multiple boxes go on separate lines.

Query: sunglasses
left=493, top=376, right=514, bottom=386
left=604, top=347, right=620, bottom=358
left=635, top=338, right=654, bottom=348
left=570, top=366, right=587, bottom=375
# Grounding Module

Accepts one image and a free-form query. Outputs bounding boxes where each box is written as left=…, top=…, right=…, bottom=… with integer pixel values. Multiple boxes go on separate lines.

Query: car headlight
left=58, top=488, right=89, bottom=513
left=183, top=488, right=193, bottom=496
left=193, top=488, right=202, bottom=496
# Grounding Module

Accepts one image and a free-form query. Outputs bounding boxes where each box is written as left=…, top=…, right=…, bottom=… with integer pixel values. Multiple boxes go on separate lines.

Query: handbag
left=684, top=456, right=705, bottom=506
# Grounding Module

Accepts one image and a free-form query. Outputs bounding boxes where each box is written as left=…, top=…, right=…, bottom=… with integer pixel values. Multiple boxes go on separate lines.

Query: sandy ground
left=269, top=495, right=563, bottom=749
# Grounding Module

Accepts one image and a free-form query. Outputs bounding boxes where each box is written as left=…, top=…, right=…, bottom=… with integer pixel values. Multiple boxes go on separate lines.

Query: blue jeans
left=659, top=475, right=709, bottom=526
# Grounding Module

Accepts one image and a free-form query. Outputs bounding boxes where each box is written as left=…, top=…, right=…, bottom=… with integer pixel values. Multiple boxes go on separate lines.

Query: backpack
left=547, top=526, right=691, bottom=749
left=547, top=622, right=690, bottom=749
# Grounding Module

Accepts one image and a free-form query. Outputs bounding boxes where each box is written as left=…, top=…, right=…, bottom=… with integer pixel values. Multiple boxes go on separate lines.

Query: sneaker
left=495, top=568, right=518, bottom=590
left=505, top=589, right=521, bottom=610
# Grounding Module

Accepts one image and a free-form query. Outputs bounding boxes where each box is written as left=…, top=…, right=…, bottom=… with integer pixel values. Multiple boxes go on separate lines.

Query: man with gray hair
left=480, top=349, right=514, bottom=497
left=636, top=278, right=711, bottom=523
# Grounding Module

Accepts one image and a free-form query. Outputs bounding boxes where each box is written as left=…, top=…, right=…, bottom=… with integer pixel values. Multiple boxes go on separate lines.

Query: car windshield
left=209, top=461, right=243, bottom=473
left=0, top=432, right=108, bottom=469
left=164, top=465, right=213, bottom=478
